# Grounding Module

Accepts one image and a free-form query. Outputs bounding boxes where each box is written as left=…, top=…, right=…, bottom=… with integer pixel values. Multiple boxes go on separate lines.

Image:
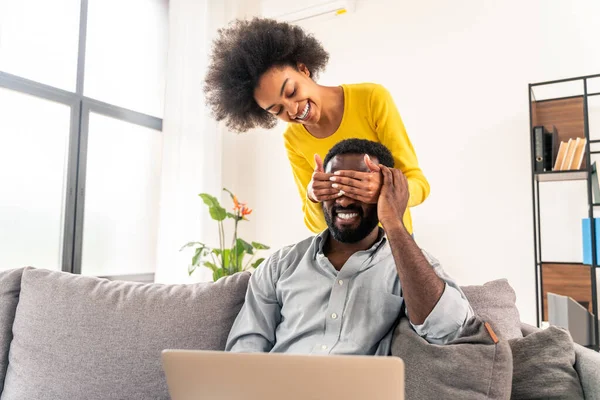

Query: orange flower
left=240, top=205, right=253, bottom=218
left=232, top=195, right=252, bottom=219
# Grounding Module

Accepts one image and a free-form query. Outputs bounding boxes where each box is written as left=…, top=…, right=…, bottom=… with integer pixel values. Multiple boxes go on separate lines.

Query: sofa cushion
left=1, top=268, right=250, bottom=400
left=509, top=326, right=584, bottom=399
left=574, top=342, right=600, bottom=400
left=391, top=316, right=513, bottom=399
left=461, top=279, right=523, bottom=340
left=0, top=268, right=24, bottom=395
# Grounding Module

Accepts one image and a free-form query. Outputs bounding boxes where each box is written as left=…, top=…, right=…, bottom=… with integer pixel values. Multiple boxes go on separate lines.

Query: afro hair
left=204, top=18, right=329, bottom=133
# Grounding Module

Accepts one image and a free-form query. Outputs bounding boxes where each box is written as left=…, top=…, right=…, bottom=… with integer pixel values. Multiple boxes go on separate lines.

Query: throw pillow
left=391, top=316, right=513, bottom=400
left=1, top=268, right=250, bottom=400
left=509, top=326, right=584, bottom=400
left=0, top=268, right=24, bottom=394
left=462, top=279, right=523, bottom=340
left=573, top=342, right=600, bottom=400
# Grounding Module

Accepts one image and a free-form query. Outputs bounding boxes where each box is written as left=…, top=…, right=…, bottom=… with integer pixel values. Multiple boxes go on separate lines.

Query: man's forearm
left=385, top=222, right=444, bottom=325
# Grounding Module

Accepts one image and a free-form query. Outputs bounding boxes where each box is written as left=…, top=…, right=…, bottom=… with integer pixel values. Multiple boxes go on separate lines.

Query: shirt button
left=321, top=345, right=328, bottom=350
left=331, top=313, right=338, bottom=319
left=338, top=280, right=343, bottom=285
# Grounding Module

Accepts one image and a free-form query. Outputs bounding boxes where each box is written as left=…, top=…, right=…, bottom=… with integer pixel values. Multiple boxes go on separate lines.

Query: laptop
left=162, top=349, right=405, bottom=400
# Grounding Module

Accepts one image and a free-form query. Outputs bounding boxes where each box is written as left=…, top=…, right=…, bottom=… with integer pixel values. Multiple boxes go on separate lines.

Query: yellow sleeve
left=369, top=85, right=430, bottom=208
left=283, top=138, right=327, bottom=234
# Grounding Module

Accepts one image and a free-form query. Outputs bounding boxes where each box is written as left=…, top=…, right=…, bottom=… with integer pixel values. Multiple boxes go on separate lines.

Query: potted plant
left=181, top=189, right=269, bottom=281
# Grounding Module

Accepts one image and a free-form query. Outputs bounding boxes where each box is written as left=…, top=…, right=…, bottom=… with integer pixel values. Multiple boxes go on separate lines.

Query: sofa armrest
left=574, top=343, right=600, bottom=400
left=521, top=323, right=600, bottom=399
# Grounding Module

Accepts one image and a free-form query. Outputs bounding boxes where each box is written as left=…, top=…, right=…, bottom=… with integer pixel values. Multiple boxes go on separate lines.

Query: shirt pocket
left=341, top=287, right=403, bottom=347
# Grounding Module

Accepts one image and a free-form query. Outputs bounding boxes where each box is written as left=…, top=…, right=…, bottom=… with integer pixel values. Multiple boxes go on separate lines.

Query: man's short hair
left=323, top=139, right=394, bottom=170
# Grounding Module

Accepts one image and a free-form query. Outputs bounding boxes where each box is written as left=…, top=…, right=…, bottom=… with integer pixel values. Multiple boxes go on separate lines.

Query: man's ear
left=297, top=63, right=311, bottom=77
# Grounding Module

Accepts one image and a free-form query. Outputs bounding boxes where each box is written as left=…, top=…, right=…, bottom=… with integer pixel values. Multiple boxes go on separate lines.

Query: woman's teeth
left=296, top=102, right=310, bottom=120
left=337, top=213, right=358, bottom=220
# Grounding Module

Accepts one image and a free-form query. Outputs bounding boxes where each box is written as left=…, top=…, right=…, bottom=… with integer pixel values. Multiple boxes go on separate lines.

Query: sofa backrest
left=461, top=279, right=523, bottom=340
left=0, top=268, right=249, bottom=400
left=0, top=268, right=24, bottom=396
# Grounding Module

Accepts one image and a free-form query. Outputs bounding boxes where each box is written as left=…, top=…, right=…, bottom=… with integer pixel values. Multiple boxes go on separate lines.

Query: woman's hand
left=307, top=154, right=342, bottom=203
left=328, top=155, right=382, bottom=204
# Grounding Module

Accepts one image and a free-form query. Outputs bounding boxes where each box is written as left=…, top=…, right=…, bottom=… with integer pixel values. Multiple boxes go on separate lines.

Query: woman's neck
left=305, top=85, right=344, bottom=138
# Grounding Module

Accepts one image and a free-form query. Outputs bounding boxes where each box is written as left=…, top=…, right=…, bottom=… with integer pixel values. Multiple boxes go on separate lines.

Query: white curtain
left=155, top=0, right=218, bottom=283
left=154, top=0, right=262, bottom=283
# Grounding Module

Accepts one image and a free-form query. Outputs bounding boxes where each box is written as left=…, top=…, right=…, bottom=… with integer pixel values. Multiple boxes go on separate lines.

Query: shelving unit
left=529, top=73, right=600, bottom=351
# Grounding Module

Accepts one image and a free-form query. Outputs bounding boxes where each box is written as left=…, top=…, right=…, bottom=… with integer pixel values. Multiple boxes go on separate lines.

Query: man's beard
left=323, top=205, right=379, bottom=244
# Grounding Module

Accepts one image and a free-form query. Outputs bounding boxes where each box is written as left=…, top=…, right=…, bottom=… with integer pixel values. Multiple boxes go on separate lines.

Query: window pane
left=81, top=113, right=162, bottom=276
left=84, top=0, right=168, bottom=116
left=0, top=88, right=71, bottom=271
left=0, top=0, right=80, bottom=90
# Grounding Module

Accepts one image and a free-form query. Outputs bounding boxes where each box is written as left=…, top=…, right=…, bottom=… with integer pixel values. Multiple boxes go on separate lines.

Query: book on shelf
left=533, top=126, right=545, bottom=172
left=547, top=126, right=559, bottom=171
left=592, top=162, right=600, bottom=203
left=570, top=137, right=586, bottom=170
left=554, top=141, right=569, bottom=170
left=582, top=217, right=600, bottom=265
left=563, top=139, right=577, bottom=170
left=533, top=125, right=559, bottom=172
left=532, top=124, right=587, bottom=173
left=552, top=137, right=587, bottom=171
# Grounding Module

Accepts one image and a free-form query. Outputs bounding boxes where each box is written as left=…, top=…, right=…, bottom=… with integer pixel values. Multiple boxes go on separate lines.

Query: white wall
left=221, top=0, right=600, bottom=324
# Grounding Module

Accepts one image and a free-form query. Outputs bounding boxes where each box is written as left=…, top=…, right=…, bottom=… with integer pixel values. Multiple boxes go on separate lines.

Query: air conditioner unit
left=262, top=0, right=356, bottom=24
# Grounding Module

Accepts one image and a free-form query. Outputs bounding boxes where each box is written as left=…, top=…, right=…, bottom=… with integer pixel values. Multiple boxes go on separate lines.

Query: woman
left=204, top=18, right=429, bottom=235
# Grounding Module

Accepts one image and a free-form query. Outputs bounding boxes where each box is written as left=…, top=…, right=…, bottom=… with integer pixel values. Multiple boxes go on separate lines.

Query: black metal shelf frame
left=529, top=73, right=600, bottom=351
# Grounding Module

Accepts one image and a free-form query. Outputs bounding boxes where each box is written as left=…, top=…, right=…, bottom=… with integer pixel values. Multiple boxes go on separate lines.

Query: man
left=226, top=139, right=473, bottom=355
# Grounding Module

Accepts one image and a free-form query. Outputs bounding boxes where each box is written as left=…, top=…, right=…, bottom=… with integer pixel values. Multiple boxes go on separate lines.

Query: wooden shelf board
left=539, top=261, right=600, bottom=268
left=539, top=261, right=584, bottom=265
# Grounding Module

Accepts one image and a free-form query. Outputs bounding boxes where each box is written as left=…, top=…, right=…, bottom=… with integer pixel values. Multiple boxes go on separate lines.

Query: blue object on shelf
left=582, top=218, right=600, bottom=265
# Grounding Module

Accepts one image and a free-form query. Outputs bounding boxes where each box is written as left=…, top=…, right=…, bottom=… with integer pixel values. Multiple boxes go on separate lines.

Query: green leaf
left=251, top=258, right=265, bottom=269
left=221, top=249, right=231, bottom=268
left=236, top=238, right=254, bottom=255
left=199, top=194, right=227, bottom=221
left=208, top=206, right=227, bottom=221
left=231, top=246, right=243, bottom=270
left=191, top=247, right=204, bottom=266
left=251, top=242, right=270, bottom=250
left=188, top=264, right=196, bottom=276
left=226, top=212, right=237, bottom=219
left=232, top=239, right=253, bottom=272
left=202, top=261, right=219, bottom=273
left=213, top=249, right=222, bottom=256
left=199, top=193, right=221, bottom=208
left=213, top=268, right=226, bottom=282
left=234, top=250, right=245, bottom=271
left=179, top=241, right=204, bottom=251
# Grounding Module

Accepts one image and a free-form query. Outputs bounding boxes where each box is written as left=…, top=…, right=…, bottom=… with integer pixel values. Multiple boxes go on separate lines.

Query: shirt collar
left=313, top=227, right=387, bottom=259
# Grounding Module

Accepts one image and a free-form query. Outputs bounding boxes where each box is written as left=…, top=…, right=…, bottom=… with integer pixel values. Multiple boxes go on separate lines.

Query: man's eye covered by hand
left=328, top=155, right=383, bottom=204
left=308, top=154, right=342, bottom=203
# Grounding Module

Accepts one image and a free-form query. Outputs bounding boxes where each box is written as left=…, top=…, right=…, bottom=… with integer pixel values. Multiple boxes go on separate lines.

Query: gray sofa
left=1, top=267, right=599, bottom=399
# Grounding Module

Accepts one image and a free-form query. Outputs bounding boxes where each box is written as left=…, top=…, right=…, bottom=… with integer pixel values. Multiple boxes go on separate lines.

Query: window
left=81, top=113, right=162, bottom=276
left=0, top=0, right=80, bottom=90
left=0, top=0, right=167, bottom=280
left=0, top=88, right=72, bottom=270
left=85, top=0, right=168, bottom=116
